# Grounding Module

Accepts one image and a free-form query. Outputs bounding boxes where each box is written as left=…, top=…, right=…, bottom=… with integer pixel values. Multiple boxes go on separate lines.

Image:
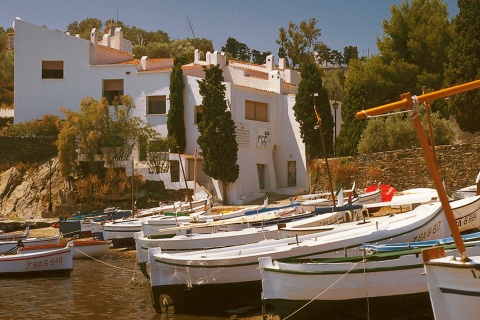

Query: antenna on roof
left=186, top=16, right=196, bottom=40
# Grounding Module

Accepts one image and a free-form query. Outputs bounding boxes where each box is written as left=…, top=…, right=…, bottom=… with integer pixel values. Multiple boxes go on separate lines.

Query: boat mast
left=356, top=79, right=480, bottom=261
left=313, top=93, right=336, bottom=207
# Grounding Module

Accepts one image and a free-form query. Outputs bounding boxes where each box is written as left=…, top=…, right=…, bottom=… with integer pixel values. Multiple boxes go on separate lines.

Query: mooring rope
left=74, top=247, right=137, bottom=273
left=282, top=259, right=366, bottom=320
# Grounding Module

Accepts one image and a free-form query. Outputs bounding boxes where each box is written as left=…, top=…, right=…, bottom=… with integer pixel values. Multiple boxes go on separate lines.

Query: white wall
left=13, top=18, right=307, bottom=205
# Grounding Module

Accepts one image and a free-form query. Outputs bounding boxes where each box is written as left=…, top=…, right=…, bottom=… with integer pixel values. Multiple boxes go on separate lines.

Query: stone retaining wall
left=313, top=143, right=480, bottom=194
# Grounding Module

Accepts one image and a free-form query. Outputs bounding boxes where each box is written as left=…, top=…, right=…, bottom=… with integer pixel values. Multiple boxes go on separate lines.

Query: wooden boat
left=134, top=205, right=350, bottom=277
left=300, top=185, right=381, bottom=212
left=147, top=195, right=480, bottom=314
left=140, top=204, right=301, bottom=238
left=0, top=234, right=61, bottom=255
left=355, top=79, right=480, bottom=320
left=58, top=208, right=132, bottom=238
left=18, top=239, right=111, bottom=259
left=0, top=241, right=73, bottom=278
left=259, top=232, right=480, bottom=319
left=0, top=226, right=29, bottom=241
left=102, top=199, right=219, bottom=248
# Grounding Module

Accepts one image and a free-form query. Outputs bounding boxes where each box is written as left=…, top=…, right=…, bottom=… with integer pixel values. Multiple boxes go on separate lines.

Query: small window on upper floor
left=147, top=95, right=167, bottom=115
left=103, top=79, right=124, bottom=104
left=194, top=105, right=203, bottom=124
left=245, top=100, right=268, bottom=122
left=42, top=61, right=64, bottom=79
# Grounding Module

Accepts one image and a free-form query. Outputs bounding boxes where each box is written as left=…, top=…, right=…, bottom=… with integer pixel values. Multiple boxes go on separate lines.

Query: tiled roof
left=138, top=67, right=172, bottom=73
left=97, top=44, right=133, bottom=56
left=234, top=84, right=277, bottom=93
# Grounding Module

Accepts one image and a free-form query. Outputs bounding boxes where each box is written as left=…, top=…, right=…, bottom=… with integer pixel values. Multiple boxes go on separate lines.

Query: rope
left=73, top=248, right=137, bottom=273
left=362, top=109, right=412, bottom=119
left=282, top=259, right=365, bottom=320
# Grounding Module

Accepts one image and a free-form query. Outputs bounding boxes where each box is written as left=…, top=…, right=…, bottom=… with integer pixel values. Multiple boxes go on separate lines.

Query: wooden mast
left=356, top=79, right=480, bottom=261
left=314, top=93, right=336, bottom=207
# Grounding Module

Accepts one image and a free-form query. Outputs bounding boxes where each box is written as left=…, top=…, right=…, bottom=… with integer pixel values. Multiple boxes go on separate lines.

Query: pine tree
left=293, top=59, right=333, bottom=160
left=444, top=0, right=480, bottom=133
left=167, top=57, right=186, bottom=152
left=197, top=65, right=239, bottom=204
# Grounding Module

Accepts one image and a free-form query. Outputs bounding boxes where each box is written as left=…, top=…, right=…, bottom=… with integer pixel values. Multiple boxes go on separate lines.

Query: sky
left=1, top=0, right=459, bottom=58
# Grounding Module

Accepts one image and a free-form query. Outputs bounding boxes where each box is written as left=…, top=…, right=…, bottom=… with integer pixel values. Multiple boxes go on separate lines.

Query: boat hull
left=19, top=239, right=110, bottom=259
left=0, top=235, right=60, bottom=254
left=423, top=249, right=480, bottom=320
left=0, top=244, right=73, bottom=278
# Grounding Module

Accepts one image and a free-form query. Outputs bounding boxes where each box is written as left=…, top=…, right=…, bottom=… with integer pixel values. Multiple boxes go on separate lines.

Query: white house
left=13, top=18, right=307, bottom=204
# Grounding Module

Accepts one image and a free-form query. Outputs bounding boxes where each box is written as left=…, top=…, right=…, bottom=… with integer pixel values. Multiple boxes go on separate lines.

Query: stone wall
left=313, top=143, right=480, bottom=194
left=0, top=136, right=57, bottom=163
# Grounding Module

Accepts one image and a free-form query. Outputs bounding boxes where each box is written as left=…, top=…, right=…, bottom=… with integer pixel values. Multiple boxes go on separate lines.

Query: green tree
left=343, top=45, right=359, bottom=66
left=276, top=18, right=325, bottom=69
left=323, top=69, right=346, bottom=103
left=0, top=114, right=62, bottom=138
left=251, top=49, right=272, bottom=65
left=66, top=18, right=103, bottom=40
left=167, top=57, right=186, bottom=153
left=335, top=65, right=368, bottom=156
left=197, top=65, right=239, bottom=204
left=377, top=0, right=451, bottom=93
left=222, top=37, right=251, bottom=62
left=358, top=106, right=456, bottom=153
left=294, top=59, right=333, bottom=160
left=57, top=95, right=159, bottom=177
left=444, top=0, right=480, bottom=133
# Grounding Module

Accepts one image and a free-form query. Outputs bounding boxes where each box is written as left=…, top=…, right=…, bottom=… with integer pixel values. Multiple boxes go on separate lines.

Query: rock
left=0, top=158, right=62, bottom=219
left=0, top=167, right=22, bottom=198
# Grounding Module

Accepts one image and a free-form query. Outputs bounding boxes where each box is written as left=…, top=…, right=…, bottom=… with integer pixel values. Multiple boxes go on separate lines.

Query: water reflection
left=0, top=250, right=231, bottom=320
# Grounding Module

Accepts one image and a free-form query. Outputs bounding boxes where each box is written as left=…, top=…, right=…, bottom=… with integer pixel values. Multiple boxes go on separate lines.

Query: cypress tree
left=293, top=59, right=333, bottom=160
left=167, top=57, right=186, bottom=152
left=197, top=65, right=239, bottom=204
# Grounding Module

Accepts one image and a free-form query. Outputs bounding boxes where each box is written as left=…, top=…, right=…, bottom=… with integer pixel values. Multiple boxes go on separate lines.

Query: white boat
left=0, top=241, right=74, bottom=278
left=259, top=232, right=480, bottom=319
left=300, top=186, right=381, bottom=212
left=0, top=226, right=29, bottom=241
left=18, top=239, right=111, bottom=259
left=147, top=195, right=480, bottom=314
left=102, top=202, right=212, bottom=247
left=146, top=195, right=480, bottom=314
left=356, top=79, right=480, bottom=320
left=140, top=204, right=301, bottom=238
left=451, top=171, right=480, bottom=200
left=0, top=233, right=61, bottom=255
left=134, top=206, right=348, bottom=276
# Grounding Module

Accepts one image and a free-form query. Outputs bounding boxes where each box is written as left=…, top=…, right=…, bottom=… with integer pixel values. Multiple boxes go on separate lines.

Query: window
left=103, top=79, right=124, bottom=104
left=194, top=105, right=203, bottom=124
left=245, top=100, right=268, bottom=122
left=147, top=95, right=167, bottom=115
left=42, top=61, right=63, bottom=79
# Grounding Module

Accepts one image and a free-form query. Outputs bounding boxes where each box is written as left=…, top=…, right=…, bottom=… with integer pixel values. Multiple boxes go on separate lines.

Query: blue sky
left=1, top=0, right=459, bottom=57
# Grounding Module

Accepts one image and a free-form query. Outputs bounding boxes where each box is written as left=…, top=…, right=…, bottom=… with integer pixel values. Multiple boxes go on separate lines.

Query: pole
left=178, top=147, right=192, bottom=211
left=334, top=108, right=337, bottom=156
left=131, top=157, right=134, bottom=214
left=422, top=86, right=437, bottom=162
left=194, top=148, right=197, bottom=201
left=314, top=94, right=336, bottom=207
left=48, top=159, right=52, bottom=212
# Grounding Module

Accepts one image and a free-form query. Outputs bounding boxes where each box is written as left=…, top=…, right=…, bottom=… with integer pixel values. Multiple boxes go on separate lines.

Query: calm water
left=0, top=248, right=433, bottom=320
left=0, top=249, right=232, bottom=320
